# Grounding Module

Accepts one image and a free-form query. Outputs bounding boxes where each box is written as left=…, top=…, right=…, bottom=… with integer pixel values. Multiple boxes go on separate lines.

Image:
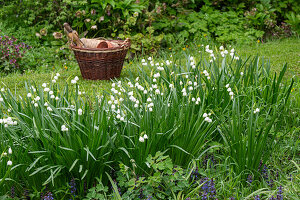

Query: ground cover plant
left=0, top=43, right=299, bottom=199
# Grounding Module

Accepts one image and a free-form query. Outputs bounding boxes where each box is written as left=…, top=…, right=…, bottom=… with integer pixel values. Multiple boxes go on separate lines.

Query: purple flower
left=247, top=174, right=253, bottom=185
left=41, top=192, right=54, bottom=200
left=69, top=178, right=76, bottom=197
left=254, top=195, right=260, bottom=200
left=199, top=178, right=217, bottom=199
left=269, top=195, right=275, bottom=200
left=0, top=34, right=31, bottom=71
left=276, top=186, right=283, bottom=200
left=190, top=167, right=200, bottom=182
left=10, top=186, right=15, bottom=198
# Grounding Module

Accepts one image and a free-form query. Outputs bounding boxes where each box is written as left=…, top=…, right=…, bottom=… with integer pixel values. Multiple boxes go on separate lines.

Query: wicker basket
left=70, top=39, right=130, bottom=80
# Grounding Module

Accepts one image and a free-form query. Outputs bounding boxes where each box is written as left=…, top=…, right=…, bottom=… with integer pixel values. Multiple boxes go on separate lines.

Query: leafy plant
left=0, top=35, right=32, bottom=72
left=285, top=12, right=300, bottom=34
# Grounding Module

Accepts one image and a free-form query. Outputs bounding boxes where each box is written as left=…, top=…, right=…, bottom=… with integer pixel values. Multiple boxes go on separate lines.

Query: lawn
left=1, top=38, right=299, bottom=95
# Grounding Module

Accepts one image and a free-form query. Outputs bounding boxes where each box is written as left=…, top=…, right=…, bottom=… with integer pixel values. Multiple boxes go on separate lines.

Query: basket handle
left=93, top=37, right=107, bottom=41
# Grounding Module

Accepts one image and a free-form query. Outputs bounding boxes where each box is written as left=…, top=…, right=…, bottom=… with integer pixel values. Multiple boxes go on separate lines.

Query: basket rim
left=70, top=39, right=130, bottom=53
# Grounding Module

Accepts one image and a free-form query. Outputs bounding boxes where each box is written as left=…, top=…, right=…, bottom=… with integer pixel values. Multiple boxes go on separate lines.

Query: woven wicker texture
left=71, top=40, right=130, bottom=80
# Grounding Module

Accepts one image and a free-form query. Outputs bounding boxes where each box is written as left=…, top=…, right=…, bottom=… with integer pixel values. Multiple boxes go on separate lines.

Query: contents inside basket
left=63, top=23, right=120, bottom=49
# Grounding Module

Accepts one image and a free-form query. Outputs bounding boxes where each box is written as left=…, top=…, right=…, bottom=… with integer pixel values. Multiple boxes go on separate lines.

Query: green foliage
left=85, top=152, right=194, bottom=200
left=84, top=180, right=109, bottom=200
left=0, top=43, right=296, bottom=198
left=152, top=8, right=265, bottom=44
left=285, top=12, right=300, bottom=34
left=0, top=0, right=299, bottom=58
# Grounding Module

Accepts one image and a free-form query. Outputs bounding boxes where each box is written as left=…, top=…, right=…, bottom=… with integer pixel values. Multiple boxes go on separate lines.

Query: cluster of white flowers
left=30, top=86, right=36, bottom=92
left=109, top=83, right=127, bottom=120
left=42, top=83, right=50, bottom=92
left=148, top=57, right=154, bottom=66
left=61, top=124, right=68, bottom=132
left=71, top=76, right=79, bottom=84
left=52, top=73, right=60, bottom=83
left=203, top=45, right=240, bottom=61
left=77, top=90, right=85, bottom=95
left=0, top=117, right=18, bottom=127
left=141, top=59, right=147, bottom=66
left=153, top=72, right=160, bottom=80
left=182, top=88, right=187, bottom=96
left=229, top=48, right=239, bottom=60
left=108, top=95, right=118, bottom=110
left=209, top=54, right=216, bottom=63
left=203, top=113, right=213, bottom=123
left=1, top=147, right=13, bottom=166
left=229, top=48, right=235, bottom=57
left=0, top=95, right=4, bottom=102
left=49, top=90, right=55, bottom=99
left=191, top=97, right=201, bottom=104
left=205, top=45, right=216, bottom=63
left=135, top=81, right=145, bottom=92
left=108, top=95, right=126, bottom=121
left=205, top=45, right=213, bottom=54
left=128, top=91, right=137, bottom=102
left=156, top=62, right=164, bottom=71
left=44, top=102, right=53, bottom=112
left=139, top=134, right=148, bottom=142
left=42, top=81, right=60, bottom=100
left=115, top=109, right=125, bottom=121
left=111, top=82, right=123, bottom=95
left=253, top=108, right=260, bottom=114
left=190, top=56, right=196, bottom=69
left=7, top=147, right=13, bottom=166
left=30, top=96, right=41, bottom=107
left=226, top=84, right=234, bottom=100
left=166, top=60, right=172, bottom=66
left=147, top=97, right=154, bottom=112
left=202, top=70, right=210, bottom=79
left=2, top=147, right=12, bottom=156
left=141, top=57, right=167, bottom=70
left=220, top=46, right=229, bottom=57
left=149, top=82, right=163, bottom=96
left=128, top=81, right=134, bottom=88
left=187, top=80, right=196, bottom=91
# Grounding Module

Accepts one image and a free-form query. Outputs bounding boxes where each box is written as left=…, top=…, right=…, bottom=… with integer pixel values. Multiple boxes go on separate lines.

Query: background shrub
left=1, top=0, right=299, bottom=50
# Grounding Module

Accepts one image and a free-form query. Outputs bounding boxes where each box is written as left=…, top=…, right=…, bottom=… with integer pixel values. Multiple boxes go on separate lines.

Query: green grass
left=0, top=38, right=299, bottom=96
left=236, top=38, right=300, bottom=77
